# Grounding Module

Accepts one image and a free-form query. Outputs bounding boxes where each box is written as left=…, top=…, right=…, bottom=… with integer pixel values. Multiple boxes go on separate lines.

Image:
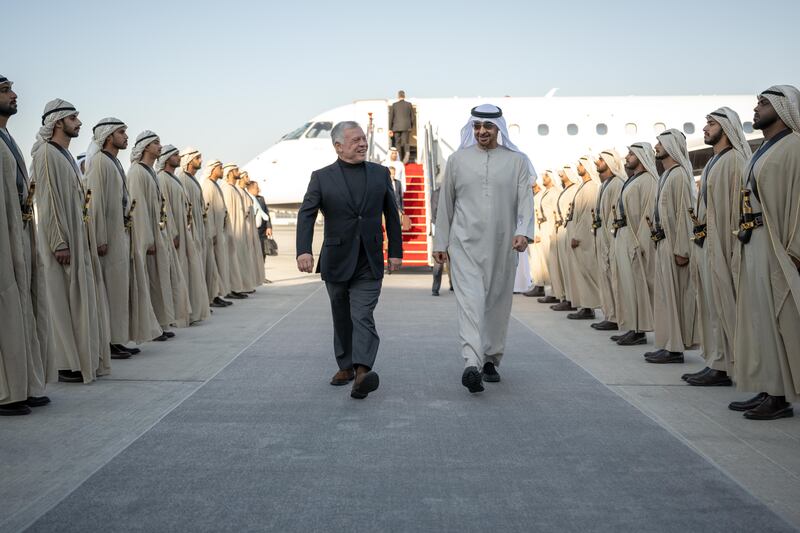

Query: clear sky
left=5, top=0, right=799, bottom=165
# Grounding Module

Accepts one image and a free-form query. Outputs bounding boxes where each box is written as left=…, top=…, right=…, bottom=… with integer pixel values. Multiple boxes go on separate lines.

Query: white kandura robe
left=220, top=181, right=246, bottom=293
left=179, top=170, right=218, bottom=304
left=434, top=145, right=534, bottom=368
left=239, top=186, right=264, bottom=288
left=536, top=187, right=558, bottom=293
left=595, top=176, right=624, bottom=323
left=202, top=177, right=230, bottom=298
left=734, top=132, right=800, bottom=401
left=565, top=179, right=600, bottom=309
left=556, top=184, right=579, bottom=302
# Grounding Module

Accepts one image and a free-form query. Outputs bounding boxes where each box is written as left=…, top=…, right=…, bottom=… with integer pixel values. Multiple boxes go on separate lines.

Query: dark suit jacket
left=256, top=194, right=271, bottom=232
left=296, top=161, right=403, bottom=282
left=389, top=99, right=415, bottom=132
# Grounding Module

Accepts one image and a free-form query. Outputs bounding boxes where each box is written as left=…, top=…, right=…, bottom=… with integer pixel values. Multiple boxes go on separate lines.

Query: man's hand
left=387, top=257, right=402, bottom=272
left=432, top=251, right=448, bottom=264
left=571, top=238, right=580, bottom=249
left=512, top=235, right=528, bottom=252
left=266, top=228, right=273, bottom=238
left=534, top=235, right=541, bottom=244
left=147, top=245, right=156, bottom=256
left=55, top=248, right=71, bottom=265
left=674, top=254, right=689, bottom=267
left=297, top=253, right=314, bottom=273
left=173, top=237, right=179, bottom=250
left=97, top=244, right=108, bottom=257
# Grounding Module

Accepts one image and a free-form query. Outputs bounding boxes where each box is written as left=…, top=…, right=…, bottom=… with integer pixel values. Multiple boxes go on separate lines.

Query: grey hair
left=331, top=121, right=362, bottom=146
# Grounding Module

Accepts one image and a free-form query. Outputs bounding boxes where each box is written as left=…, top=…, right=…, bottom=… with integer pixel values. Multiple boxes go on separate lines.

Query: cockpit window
left=282, top=122, right=312, bottom=140
left=305, top=122, right=333, bottom=139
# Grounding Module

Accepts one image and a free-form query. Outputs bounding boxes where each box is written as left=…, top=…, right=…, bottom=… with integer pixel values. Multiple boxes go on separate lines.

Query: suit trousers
left=325, top=261, right=383, bottom=370
left=394, top=130, right=411, bottom=163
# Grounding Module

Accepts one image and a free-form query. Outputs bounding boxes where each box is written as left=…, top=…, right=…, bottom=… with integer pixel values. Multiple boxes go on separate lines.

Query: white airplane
left=242, top=91, right=763, bottom=208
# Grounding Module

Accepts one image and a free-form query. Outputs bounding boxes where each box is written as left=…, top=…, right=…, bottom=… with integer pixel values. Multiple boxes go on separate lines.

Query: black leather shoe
left=610, top=331, right=633, bottom=342
left=25, top=396, right=51, bottom=407
left=110, top=344, right=132, bottom=359
left=618, top=332, right=647, bottom=346
left=462, top=366, right=484, bottom=393
left=524, top=286, right=545, bottom=297
left=645, top=351, right=684, bottom=364
left=210, top=300, right=226, bottom=308
left=729, top=392, right=770, bottom=412
left=537, top=296, right=559, bottom=304
left=744, top=395, right=794, bottom=420
left=482, top=362, right=500, bottom=382
left=591, top=321, right=618, bottom=331
left=163, top=331, right=176, bottom=339
left=213, top=296, right=233, bottom=306
left=226, top=292, right=247, bottom=300
left=643, top=349, right=668, bottom=358
left=153, top=333, right=169, bottom=342
left=0, top=401, right=32, bottom=416
left=58, top=370, right=84, bottom=383
left=432, top=290, right=440, bottom=296
left=567, top=308, right=596, bottom=320
left=121, top=345, right=140, bottom=355
left=351, top=370, right=379, bottom=399
left=681, top=367, right=710, bottom=381
left=550, top=300, right=577, bottom=311
left=687, top=369, right=732, bottom=387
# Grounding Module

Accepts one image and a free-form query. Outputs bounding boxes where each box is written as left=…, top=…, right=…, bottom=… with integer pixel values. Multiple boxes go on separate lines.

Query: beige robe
left=595, top=176, right=624, bottom=323
left=612, top=172, right=657, bottom=332
left=220, top=181, right=246, bottom=293
left=556, top=184, right=579, bottom=301
left=537, top=187, right=559, bottom=293
left=530, top=190, right=548, bottom=286
left=33, top=143, right=103, bottom=382
left=180, top=170, right=219, bottom=304
left=734, top=132, right=800, bottom=401
left=0, top=130, right=52, bottom=403
left=434, top=145, right=534, bottom=368
left=83, top=179, right=112, bottom=375
left=202, top=177, right=230, bottom=297
left=240, top=187, right=264, bottom=288
left=159, top=170, right=209, bottom=324
left=652, top=166, right=698, bottom=351
left=693, top=149, right=744, bottom=371
left=565, top=179, right=600, bottom=309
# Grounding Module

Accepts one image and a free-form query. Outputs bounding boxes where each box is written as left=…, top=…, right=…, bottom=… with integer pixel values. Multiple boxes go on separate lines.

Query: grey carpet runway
left=26, top=283, right=795, bottom=532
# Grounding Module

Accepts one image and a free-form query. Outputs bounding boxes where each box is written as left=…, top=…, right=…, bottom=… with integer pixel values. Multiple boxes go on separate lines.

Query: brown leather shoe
left=330, top=368, right=355, bottom=386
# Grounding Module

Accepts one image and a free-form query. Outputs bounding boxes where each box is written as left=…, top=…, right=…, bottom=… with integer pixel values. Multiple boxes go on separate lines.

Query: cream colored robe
left=734, top=132, right=800, bottom=401
left=612, top=172, right=657, bottom=332
left=595, top=176, right=624, bottom=323
left=693, top=149, right=744, bottom=371
left=180, top=170, right=219, bottom=303
left=33, top=143, right=103, bottom=382
left=652, top=166, right=698, bottom=351
left=565, top=179, right=600, bottom=309
left=202, top=177, right=230, bottom=297
left=0, top=130, right=52, bottom=403
left=530, top=190, right=547, bottom=286
left=434, top=145, right=534, bottom=368
left=537, top=187, right=558, bottom=292
left=220, top=181, right=246, bottom=293
left=556, top=184, right=579, bottom=301
left=240, top=187, right=264, bottom=288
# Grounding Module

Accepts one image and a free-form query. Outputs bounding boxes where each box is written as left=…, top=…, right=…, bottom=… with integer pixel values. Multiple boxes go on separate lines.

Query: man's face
left=595, top=158, right=608, bottom=174
left=654, top=141, right=668, bottom=160
left=251, top=183, right=260, bottom=195
left=335, top=127, right=368, bottom=163
left=190, top=154, right=202, bottom=171
left=473, top=121, right=499, bottom=148
left=60, top=114, right=82, bottom=138
left=168, top=153, right=181, bottom=168
left=389, top=150, right=398, bottom=161
left=558, top=170, right=570, bottom=186
left=703, top=117, right=724, bottom=146
left=624, top=150, right=640, bottom=170
left=753, top=96, right=779, bottom=130
left=211, top=165, right=222, bottom=179
left=577, top=162, right=587, bottom=177
left=0, top=84, right=18, bottom=117
left=542, top=172, right=552, bottom=187
left=145, top=139, right=162, bottom=158
left=110, top=127, right=128, bottom=150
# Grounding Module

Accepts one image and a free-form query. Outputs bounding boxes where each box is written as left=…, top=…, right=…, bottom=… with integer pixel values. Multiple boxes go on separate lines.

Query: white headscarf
left=130, top=130, right=159, bottom=164
left=156, top=144, right=179, bottom=172
left=542, top=169, right=562, bottom=191
left=707, top=107, right=752, bottom=161
left=180, top=146, right=201, bottom=171
left=32, top=98, right=78, bottom=156
left=85, top=117, right=126, bottom=172
left=599, top=149, right=627, bottom=180
left=561, top=164, right=580, bottom=186
left=222, top=163, right=238, bottom=179
left=657, top=129, right=694, bottom=180
left=459, top=103, right=537, bottom=181
left=578, top=155, right=600, bottom=184
left=629, top=142, right=660, bottom=180
left=201, top=159, right=222, bottom=180
left=760, top=84, right=800, bottom=133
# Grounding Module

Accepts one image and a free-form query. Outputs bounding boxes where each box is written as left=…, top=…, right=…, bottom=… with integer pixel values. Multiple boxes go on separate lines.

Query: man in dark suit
left=388, top=90, right=414, bottom=164
left=297, top=121, right=403, bottom=399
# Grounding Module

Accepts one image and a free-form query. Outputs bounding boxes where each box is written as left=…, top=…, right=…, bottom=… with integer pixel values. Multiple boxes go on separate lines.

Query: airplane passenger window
left=538, top=124, right=549, bottom=136
left=282, top=122, right=312, bottom=141
left=683, top=122, right=695, bottom=134
left=567, top=124, right=579, bottom=136
left=305, top=122, right=333, bottom=139
left=596, top=123, right=608, bottom=135
left=653, top=122, right=666, bottom=134
left=625, top=123, right=638, bottom=135
left=743, top=121, right=754, bottom=133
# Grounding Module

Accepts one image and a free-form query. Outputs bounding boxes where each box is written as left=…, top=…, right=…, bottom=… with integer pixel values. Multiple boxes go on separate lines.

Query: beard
left=704, top=130, right=723, bottom=146
left=753, top=113, right=778, bottom=130
left=654, top=151, right=668, bottom=160
left=0, top=103, right=17, bottom=117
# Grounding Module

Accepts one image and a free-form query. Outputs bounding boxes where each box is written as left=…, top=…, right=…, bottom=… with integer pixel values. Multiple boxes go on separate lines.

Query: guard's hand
left=55, top=248, right=71, bottom=265
left=97, top=244, right=108, bottom=257
left=297, top=253, right=314, bottom=273
left=534, top=236, right=541, bottom=244
left=674, top=254, right=689, bottom=267
left=432, top=251, right=448, bottom=264
left=387, top=257, right=402, bottom=272
left=147, top=245, right=156, bottom=256
left=571, top=238, right=580, bottom=249
left=512, top=235, right=528, bottom=252
left=266, top=228, right=273, bottom=238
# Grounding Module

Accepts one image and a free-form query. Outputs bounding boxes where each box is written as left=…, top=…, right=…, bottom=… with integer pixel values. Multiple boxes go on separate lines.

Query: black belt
left=737, top=213, right=763, bottom=244
left=691, top=223, right=707, bottom=248
left=611, top=217, right=626, bottom=238
left=650, top=226, right=666, bottom=245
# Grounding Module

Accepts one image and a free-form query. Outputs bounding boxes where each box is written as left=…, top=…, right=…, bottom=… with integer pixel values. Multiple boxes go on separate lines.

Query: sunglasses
left=472, top=121, right=497, bottom=130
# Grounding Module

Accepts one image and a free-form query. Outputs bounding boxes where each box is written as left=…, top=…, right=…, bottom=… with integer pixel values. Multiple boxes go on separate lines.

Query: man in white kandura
left=433, top=104, right=535, bottom=393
